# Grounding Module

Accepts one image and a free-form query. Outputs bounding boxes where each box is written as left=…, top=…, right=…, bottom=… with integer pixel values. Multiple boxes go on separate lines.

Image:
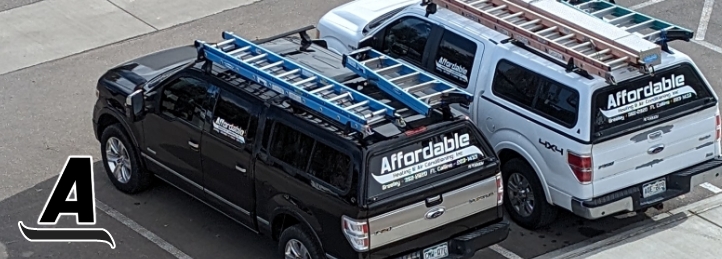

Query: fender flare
left=495, top=141, right=554, bottom=204
left=97, top=108, right=142, bottom=153
left=269, top=206, right=324, bottom=250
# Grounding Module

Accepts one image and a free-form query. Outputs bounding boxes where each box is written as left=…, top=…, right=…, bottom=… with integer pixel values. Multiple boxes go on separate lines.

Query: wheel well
left=271, top=213, right=300, bottom=241
left=97, top=114, right=122, bottom=139
left=498, top=148, right=523, bottom=166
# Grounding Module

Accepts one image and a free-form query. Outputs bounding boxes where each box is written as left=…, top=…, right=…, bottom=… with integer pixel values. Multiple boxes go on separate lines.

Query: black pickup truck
left=91, top=26, right=509, bottom=259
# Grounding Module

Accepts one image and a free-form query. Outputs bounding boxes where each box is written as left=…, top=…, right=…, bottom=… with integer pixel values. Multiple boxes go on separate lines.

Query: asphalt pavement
left=1, top=0, right=722, bottom=258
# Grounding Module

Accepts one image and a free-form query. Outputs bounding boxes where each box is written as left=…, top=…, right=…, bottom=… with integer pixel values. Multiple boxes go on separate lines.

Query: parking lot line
left=95, top=200, right=194, bottom=259
left=695, top=0, right=715, bottom=40
left=629, top=0, right=668, bottom=10
left=700, top=182, right=722, bottom=194
left=490, top=244, right=524, bottom=259
left=693, top=40, right=722, bottom=54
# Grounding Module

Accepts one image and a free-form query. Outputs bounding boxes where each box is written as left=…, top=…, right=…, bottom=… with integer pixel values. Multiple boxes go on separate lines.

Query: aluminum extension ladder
left=196, top=31, right=403, bottom=137
left=435, top=0, right=664, bottom=83
left=559, top=0, right=693, bottom=44
left=342, top=47, right=474, bottom=117
left=195, top=31, right=473, bottom=137
left=560, top=0, right=693, bottom=42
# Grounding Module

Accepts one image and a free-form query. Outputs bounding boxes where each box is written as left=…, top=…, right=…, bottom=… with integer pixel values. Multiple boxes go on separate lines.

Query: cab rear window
left=366, top=126, right=487, bottom=198
left=592, top=63, right=714, bottom=138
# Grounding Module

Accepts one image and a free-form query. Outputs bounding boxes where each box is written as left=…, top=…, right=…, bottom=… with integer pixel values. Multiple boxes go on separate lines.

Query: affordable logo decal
left=601, top=74, right=696, bottom=119
left=374, top=133, right=483, bottom=184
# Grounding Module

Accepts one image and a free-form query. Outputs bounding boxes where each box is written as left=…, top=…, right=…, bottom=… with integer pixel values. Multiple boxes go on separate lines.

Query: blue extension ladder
left=195, top=31, right=402, bottom=137
left=342, top=47, right=473, bottom=117
left=559, top=0, right=693, bottom=43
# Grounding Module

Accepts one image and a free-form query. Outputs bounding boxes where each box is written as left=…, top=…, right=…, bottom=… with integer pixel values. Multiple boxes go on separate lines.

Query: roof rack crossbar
left=194, top=31, right=403, bottom=138
left=431, top=0, right=665, bottom=84
left=342, top=47, right=474, bottom=116
left=559, top=0, right=694, bottom=50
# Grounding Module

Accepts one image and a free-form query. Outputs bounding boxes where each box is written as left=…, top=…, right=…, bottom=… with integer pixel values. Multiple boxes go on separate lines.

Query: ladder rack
left=195, top=31, right=403, bottom=137
left=342, top=47, right=474, bottom=116
left=431, top=0, right=664, bottom=83
left=559, top=0, right=693, bottom=47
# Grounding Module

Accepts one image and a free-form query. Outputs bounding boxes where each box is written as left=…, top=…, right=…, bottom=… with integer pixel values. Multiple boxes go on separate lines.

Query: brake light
left=404, top=126, right=426, bottom=136
left=495, top=172, right=504, bottom=205
left=715, top=114, right=722, bottom=141
left=568, top=151, right=592, bottom=184
left=341, top=215, right=369, bottom=251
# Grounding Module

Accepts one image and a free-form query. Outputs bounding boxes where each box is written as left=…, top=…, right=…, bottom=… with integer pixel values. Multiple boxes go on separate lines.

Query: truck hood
left=103, top=45, right=197, bottom=93
left=324, top=0, right=419, bottom=33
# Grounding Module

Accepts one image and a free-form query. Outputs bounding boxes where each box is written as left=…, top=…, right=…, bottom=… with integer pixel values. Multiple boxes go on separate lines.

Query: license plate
left=642, top=178, right=666, bottom=198
left=423, top=243, right=449, bottom=259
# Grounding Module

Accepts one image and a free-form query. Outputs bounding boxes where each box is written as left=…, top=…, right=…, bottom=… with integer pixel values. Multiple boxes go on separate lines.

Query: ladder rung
left=404, top=81, right=437, bottom=93
left=375, top=63, right=402, bottom=73
left=608, top=13, right=635, bottom=24
left=625, top=20, right=654, bottom=32
left=536, top=26, right=558, bottom=36
left=361, top=56, right=384, bottom=64
left=388, top=72, right=419, bottom=82
left=504, top=12, right=524, bottom=20
left=607, top=56, right=629, bottom=67
left=344, top=100, right=369, bottom=110
left=292, top=76, right=317, bottom=87
left=486, top=4, right=507, bottom=13
left=418, top=89, right=456, bottom=101
left=227, top=46, right=251, bottom=56
left=572, top=41, right=592, bottom=50
left=310, top=85, right=334, bottom=94
left=276, top=69, right=300, bottom=78
left=327, top=92, right=351, bottom=102
left=244, top=53, right=268, bottom=63
left=469, top=0, right=489, bottom=6
left=216, top=39, right=235, bottom=48
left=591, top=6, right=615, bottom=17
left=589, top=48, right=611, bottom=58
left=554, top=33, right=575, bottom=42
left=259, top=61, right=283, bottom=71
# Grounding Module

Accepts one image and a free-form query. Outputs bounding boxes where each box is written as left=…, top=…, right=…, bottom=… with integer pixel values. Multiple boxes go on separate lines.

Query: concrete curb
left=533, top=193, right=722, bottom=259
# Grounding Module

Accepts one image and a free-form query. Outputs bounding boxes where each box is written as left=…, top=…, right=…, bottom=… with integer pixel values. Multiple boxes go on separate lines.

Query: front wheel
left=100, top=124, right=153, bottom=194
left=278, top=225, right=325, bottom=259
left=502, top=158, right=558, bottom=230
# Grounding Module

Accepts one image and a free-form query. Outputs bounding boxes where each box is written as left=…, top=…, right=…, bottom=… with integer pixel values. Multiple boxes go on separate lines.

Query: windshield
left=591, top=63, right=715, bottom=139
left=366, top=125, right=488, bottom=199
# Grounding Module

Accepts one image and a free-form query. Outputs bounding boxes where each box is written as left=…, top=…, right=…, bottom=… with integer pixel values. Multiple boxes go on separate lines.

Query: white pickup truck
left=315, top=0, right=722, bottom=229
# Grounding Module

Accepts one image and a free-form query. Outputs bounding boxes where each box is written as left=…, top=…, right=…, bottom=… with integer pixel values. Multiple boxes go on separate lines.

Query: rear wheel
left=502, top=158, right=558, bottom=230
left=278, top=225, right=324, bottom=259
left=100, top=124, right=153, bottom=194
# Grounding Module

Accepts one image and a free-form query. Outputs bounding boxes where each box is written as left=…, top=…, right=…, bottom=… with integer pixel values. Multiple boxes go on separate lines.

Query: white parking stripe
left=699, top=182, right=722, bottom=194
left=693, top=40, right=722, bottom=55
left=490, top=244, right=524, bottom=259
left=629, top=0, right=668, bottom=10
left=695, top=0, right=716, bottom=40
left=96, top=201, right=194, bottom=259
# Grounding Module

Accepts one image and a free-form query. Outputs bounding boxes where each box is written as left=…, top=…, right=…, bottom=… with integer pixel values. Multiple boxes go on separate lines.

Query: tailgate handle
left=425, top=195, right=443, bottom=207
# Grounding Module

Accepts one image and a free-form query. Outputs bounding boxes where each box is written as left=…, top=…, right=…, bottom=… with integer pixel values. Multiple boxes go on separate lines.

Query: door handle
left=235, top=165, right=247, bottom=173
left=188, top=140, right=199, bottom=150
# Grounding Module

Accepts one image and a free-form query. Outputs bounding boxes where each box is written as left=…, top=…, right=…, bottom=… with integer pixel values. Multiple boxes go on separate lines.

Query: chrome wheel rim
left=106, top=137, right=132, bottom=184
left=508, top=172, right=535, bottom=217
left=284, top=239, right=311, bottom=259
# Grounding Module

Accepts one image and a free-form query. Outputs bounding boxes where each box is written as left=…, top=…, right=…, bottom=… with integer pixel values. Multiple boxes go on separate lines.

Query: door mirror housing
left=126, top=89, right=145, bottom=121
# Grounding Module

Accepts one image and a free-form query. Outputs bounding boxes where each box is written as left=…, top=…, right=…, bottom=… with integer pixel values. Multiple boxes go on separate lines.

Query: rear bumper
left=390, top=219, right=510, bottom=259
left=571, top=157, right=722, bottom=219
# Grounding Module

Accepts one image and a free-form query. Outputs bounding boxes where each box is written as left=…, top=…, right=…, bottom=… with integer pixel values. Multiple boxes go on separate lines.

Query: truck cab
left=316, top=0, right=722, bottom=229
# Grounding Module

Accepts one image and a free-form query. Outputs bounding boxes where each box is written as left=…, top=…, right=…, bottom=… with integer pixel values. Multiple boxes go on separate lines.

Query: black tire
left=278, top=225, right=325, bottom=259
left=100, top=124, right=153, bottom=194
left=502, top=158, right=558, bottom=230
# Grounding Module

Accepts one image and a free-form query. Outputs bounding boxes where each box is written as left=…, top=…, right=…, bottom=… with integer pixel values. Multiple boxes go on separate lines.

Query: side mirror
left=125, top=89, right=145, bottom=121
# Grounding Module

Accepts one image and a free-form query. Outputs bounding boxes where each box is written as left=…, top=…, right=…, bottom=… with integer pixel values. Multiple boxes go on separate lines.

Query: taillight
left=568, top=151, right=592, bottom=184
left=496, top=172, right=504, bottom=205
left=715, top=114, right=722, bottom=141
left=341, top=215, right=369, bottom=252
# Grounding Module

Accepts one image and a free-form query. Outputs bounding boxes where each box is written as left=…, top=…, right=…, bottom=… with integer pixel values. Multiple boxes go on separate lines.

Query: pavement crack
left=692, top=211, right=722, bottom=229
left=105, top=0, right=159, bottom=31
